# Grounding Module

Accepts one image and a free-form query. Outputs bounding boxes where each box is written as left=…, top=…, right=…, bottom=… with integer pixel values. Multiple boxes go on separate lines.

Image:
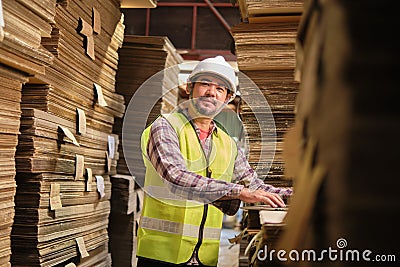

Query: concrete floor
left=218, top=226, right=241, bottom=267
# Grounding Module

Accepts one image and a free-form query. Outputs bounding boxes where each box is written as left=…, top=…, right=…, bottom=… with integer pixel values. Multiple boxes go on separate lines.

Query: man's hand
left=239, top=188, right=286, bottom=207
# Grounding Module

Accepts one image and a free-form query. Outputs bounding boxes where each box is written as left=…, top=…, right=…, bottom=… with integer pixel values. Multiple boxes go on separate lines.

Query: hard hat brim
left=189, top=72, right=236, bottom=95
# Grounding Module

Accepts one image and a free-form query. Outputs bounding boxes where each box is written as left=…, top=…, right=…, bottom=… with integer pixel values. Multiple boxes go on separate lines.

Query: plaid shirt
left=146, top=110, right=292, bottom=215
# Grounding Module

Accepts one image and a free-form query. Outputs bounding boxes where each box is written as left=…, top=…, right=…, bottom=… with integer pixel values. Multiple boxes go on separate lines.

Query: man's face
left=188, top=75, right=232, bottom=117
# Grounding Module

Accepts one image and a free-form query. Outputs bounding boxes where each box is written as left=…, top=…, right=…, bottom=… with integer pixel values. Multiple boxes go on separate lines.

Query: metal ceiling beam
left=191, top=6, right=197, bottom=50
left=203, top=0, right=231, bottom=33
left=142, top=1, right=237, bottom=58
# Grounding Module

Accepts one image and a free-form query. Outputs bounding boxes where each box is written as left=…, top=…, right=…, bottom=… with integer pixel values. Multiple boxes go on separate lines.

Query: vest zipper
left=193, top=203, right=208, bottom=262
left=193, top=166, right=212, bottom=263
left=186, top=116, right=213, bottom=264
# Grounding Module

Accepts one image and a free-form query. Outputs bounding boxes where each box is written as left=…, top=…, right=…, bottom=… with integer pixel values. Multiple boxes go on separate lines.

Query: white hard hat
left=188, top=56, right=238, bottom=95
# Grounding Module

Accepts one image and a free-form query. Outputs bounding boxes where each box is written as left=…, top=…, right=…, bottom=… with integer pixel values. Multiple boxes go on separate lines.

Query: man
left=137, top=56, right=292, bottom=266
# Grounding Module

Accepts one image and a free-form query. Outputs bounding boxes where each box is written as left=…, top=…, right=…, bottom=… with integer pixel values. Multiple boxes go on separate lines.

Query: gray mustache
left=197, top=97, right=218, bottom=105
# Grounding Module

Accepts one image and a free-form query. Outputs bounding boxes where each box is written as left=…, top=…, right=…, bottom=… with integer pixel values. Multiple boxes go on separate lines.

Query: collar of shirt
left=178, top=108, right=219, bottom=137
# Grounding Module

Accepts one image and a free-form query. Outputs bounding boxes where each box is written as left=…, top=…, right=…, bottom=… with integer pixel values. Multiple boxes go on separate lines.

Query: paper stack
left=0, top=0, right=57, bottom=265
left=0, top=65, right=28, bottom=267
left=11, top=0, right=125, bottom=266
left=237, top=0, right=303, bottom=23
left=113, top=35, right=183, bottom=183
left=0, top=0, right=55, bottom=75
left=232, top=2, right=302, bottom=266
left=109, top=174, right=143, bottom=266
left=232, top=14, right=301, bottom=188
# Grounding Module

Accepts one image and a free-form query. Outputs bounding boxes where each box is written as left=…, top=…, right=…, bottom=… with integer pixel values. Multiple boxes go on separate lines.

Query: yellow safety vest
left=137, top=112, right=237, bottom=266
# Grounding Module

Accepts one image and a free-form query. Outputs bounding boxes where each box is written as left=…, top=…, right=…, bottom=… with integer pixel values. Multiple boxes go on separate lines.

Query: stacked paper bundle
left=113, top=35, right=183, bottom=179
left=162, top=38, right=185, bottom=114
left=276, top=1, right=400, bottom=263
left=232, top=2, right=303, bottom=266
left=237, top=0, right=303, bottom=23
left=0, top=0, right=55, bottom=75
left=232, top=21, right=300, bottom=187
left=0, top=65, right=28, bottom=267
left=12, top=0, right=125, bottom=266
left=231, top=22, right=299, bottom=71
left=109, top=174, right=143, bottom=266
left=0, top=0, right=57, bottom=265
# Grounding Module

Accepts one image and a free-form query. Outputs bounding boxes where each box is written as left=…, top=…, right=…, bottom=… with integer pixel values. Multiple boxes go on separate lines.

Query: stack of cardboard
left=232, top=2, right=302, bottom=266
left=237, top=0, right=302, bottom=23
left=0, top=0, right=55, bottom=75
left=11, top=0, right=125, bottom=266
left=109, top=174, right=143, bottom=267
left=232, top=2, right=302, bottom=188
left=276, top=1, right=400, bottom=264
left=0, top=65, right=28, bottom=267
left=0, top=1, right=57, bottom=265
left=113, top=35, right=183, bottom=181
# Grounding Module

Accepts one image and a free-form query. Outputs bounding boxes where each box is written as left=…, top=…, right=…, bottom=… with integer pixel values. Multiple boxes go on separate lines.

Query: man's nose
left=205, top=84, right=217, bottom=96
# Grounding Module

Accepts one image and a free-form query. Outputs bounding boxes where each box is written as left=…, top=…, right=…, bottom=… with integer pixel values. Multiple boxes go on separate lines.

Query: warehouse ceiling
left=121, top=0, right=241, bottom=60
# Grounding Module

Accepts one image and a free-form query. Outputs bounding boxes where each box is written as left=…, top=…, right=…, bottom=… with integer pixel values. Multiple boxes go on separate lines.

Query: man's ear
left=225, top=92, right=233, bottom=103
left=185, top=83, right=192, bottom=95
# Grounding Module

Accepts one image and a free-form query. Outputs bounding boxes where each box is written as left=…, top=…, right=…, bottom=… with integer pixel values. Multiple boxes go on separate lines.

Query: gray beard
left=192, top=97, right=222, bottom=117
